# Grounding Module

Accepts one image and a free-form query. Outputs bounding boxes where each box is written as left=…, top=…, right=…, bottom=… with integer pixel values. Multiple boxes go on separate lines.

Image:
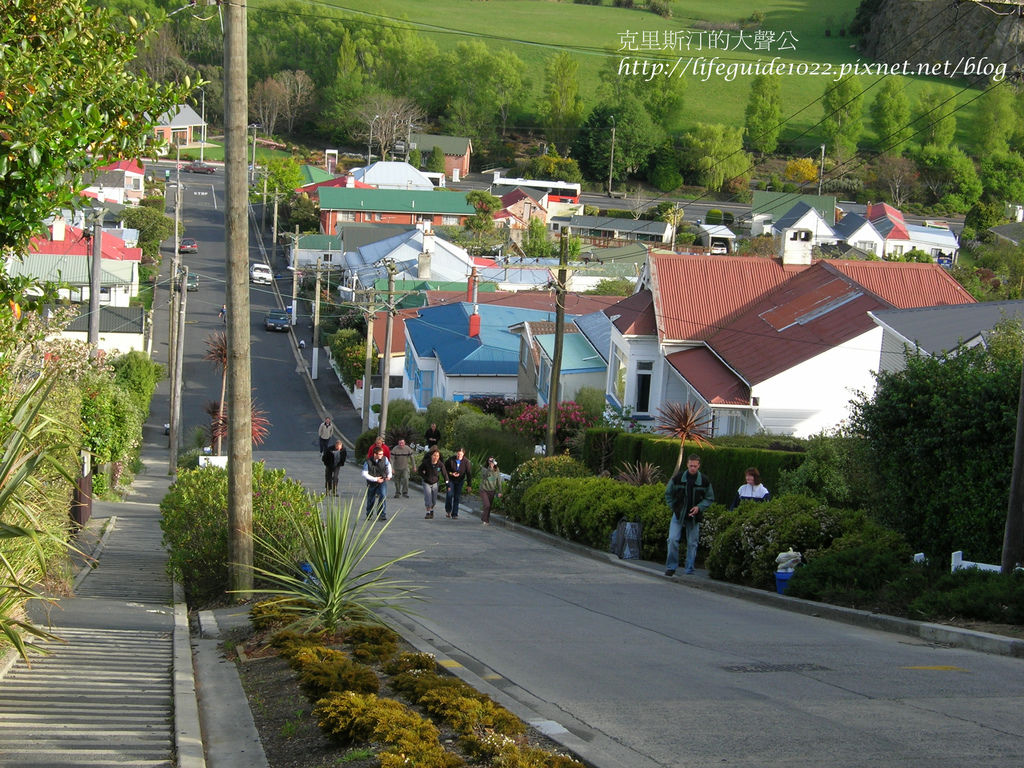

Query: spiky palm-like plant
left=202, top=332, right=227, bottom=455
left=615, top=461, right=664, bottom=487
left=0, top=375, right=73, bottom=660
left=208, top=400, right=271, bottom=447
left=655, top=402, right=713, bottom=476
left=243, top=496, right=423, bottom=633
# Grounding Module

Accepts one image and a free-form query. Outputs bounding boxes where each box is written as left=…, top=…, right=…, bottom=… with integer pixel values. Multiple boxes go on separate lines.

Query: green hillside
left=305, top=0, right=978, bottom=151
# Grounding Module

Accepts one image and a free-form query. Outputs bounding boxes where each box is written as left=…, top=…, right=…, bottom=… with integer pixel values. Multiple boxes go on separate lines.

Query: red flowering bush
left=501, top=401, right=597, bottom=452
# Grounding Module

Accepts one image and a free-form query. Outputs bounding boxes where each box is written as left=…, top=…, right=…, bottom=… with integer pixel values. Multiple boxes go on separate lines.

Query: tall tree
left=573, top=97, right=662, bottom=183
left=870, top=78, right=911, bottom=150
left=912, top=85, right=957, bottom=149
left=540, top=52, right=584, bottom=151
left=821, top=75, right=864, bottom=157
left=274, top=70, right=316, bottom=135
left=465, top=190, right=502, bottom=239
left=250, top=76, right=286, bottom=136
left=356, top=93, right=425, bottom=161
left=975, top=85, right=1017, bottom=157
left=680, top=123, right=750, bottom=192
left=0, top=0, right=187, bottom=254
left=914, top=144, right=982, bottom=213
left=980, top=152, right=1024, bottom=204
left=598, top=56, right=686, bottom=133
left=743, top=74, right=782, bottom=154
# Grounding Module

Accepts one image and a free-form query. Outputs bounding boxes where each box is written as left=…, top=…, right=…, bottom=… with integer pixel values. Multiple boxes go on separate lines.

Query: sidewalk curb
left=174, top=581, right=207, bottom=768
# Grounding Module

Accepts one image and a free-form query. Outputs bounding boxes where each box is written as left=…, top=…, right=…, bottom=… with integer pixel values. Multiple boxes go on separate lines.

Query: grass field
left=292, top=0, right=983, bottom=154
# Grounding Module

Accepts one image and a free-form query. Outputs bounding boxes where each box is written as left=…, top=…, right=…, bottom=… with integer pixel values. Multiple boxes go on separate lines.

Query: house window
left=610, top=346, right=628, bottom=404
left=635, top=361, right=653, bottom=413
left=323, top=253, right=333, bottom=263
left=539, top=356, right=551, bottom=402
left=413, top=367, right=433, bottom=409
left=442, top=216, right=458, bottom=226
left=519, top=340, right=531, bottom=372
left=855, top=240, right=876, bottom=254
left=890, top=244, right=904, bottom=256
left=338, top=211, right=355, bottom=222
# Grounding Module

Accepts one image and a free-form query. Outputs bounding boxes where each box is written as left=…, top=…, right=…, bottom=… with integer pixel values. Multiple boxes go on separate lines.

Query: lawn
left=298, top=0, right=983, bottom=152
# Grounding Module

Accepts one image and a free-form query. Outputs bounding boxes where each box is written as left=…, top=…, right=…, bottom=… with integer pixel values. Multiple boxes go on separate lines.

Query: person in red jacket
left=366, top=435, right=391, bottom=460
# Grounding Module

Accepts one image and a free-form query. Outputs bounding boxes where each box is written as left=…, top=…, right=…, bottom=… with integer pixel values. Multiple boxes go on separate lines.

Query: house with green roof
left=409, top=133, right=472, bottom=181
left=318, top=187, right=475, bottom=235
left=7, top=253, right=138, bottom=307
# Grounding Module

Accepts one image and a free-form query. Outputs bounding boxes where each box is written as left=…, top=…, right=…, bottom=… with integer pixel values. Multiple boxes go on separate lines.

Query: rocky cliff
left=860, top=0, right=1023, bottom=80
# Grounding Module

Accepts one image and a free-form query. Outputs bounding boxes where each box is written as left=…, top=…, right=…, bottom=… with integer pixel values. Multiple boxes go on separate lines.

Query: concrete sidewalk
left=0, top=421, right=267, bottom=768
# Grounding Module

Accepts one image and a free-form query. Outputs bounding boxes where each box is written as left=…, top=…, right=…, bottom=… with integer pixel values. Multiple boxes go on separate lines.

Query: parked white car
left=249, top=263, right=273, bottom=285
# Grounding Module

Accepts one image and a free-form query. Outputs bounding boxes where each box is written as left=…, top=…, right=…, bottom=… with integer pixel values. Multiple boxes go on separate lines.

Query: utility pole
left=1004, top=358, right=1024, bottom=572
left=261, top=171, right=268, bottom=231
left=290, top=227, right=300, bottom=327
left=168, top=153, right=182, bottom=472
left=607, top=115, right=616, bottom=198
left=817, top=144, right=826, bottom=196
left=545, top=229, right=569, bottom=456
left=272, top=193, right=279, bottom=263
left=170, top=266, right=188, bottom=471
left=362, top=289, right=376, bottom=432
left=224, top=0, right=253, bottom=593
left=312, top=259, right=322, bottom=380
left=88, top=207, right=104, bottom=351
left=379, top=262, right=397, bottom=437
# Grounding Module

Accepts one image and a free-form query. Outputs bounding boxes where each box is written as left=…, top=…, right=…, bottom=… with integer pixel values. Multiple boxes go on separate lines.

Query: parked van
left=249, top=263, right=273, bottom=285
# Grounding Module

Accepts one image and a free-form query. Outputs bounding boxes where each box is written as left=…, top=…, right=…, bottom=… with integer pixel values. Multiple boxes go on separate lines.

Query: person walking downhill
left=424, top=422, right=441, bottom=448
left=444, top=448, right=472, bottom=519
left=478, top=457, right=503, bottom=525
left=664, top=455, right=714, bottom=576
left=390, top=438, right=415, bottom=498
left=321, top=439, right=347, bottom=496
left=317, top=417, right=333, bottom=455
left=361, top=446, right=392, bottom=520
left=418, top=448, right=448, bottom=519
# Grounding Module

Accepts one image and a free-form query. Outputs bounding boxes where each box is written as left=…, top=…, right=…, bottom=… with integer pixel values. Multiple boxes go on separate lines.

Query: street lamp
left=817, top=144, right=826, bottom=196
left=367, top=114, right=380, bottom=165
left=199, top=87, right=206, bottom=163
left=248, top=123, right=261, bottom=184
left=607, top=115, right=616, bottom=198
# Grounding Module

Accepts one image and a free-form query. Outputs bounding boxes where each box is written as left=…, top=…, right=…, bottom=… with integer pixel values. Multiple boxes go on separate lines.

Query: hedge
left=581, top=428, right=805, bottom=498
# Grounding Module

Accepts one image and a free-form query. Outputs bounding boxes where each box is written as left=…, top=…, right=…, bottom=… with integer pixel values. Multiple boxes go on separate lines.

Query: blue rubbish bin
left=775, top=570, right=794, bottom=595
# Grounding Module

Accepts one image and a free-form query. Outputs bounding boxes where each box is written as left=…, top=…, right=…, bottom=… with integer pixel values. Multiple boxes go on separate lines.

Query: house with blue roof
left=404, top=302, right=566, bottom=408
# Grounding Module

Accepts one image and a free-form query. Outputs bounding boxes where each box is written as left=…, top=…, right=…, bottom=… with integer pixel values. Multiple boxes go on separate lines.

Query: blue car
left=264, top=310, right=290, bottom=331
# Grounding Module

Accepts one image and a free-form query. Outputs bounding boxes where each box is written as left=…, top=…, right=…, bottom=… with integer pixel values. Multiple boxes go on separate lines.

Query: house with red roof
left=82, top=159, right=146, bottom=205
left=603, top=250, right=975, bottom=437
left=863, top=203, right=959, bottom=261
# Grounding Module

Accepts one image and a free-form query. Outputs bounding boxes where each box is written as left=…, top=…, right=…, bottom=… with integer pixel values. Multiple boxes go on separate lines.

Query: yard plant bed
left=227, top=609, right=584, bottom=768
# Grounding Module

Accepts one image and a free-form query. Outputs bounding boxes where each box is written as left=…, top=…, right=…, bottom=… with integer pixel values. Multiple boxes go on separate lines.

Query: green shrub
left=702, top=494, right=849, bottom=589
left=159, top=462, right=319, bottom=603
left=110, top=350, right=163, bottom=416
left=455, top=426, right=534, bottom=472
left=298, top=652, right=380, bottom=699
left=908, top=569, right=1024, bottom=624
left=425, top=398, right=461, bottom=446
left=343, top=623, right=399, bottom=663
left=573, top=386, right=606, bottom=424
left=501, top=455, right=589, bottom=521
left=581, top=427, right=619, bottom=474
left=386, top=398, right=417, bottom=428
left=354, top=429, right=378, bottom=458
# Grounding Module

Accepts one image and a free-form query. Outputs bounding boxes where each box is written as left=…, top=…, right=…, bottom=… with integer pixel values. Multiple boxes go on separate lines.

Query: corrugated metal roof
left=870, top=300, right=1024, bottom=356
left=410, top=133, right=472, bottom=156
left=7, top=253, right=134, bottom=286
left=65, top=305, right=145, bottom=334
left=665, top=347, right=749, bottom=405
left=319, top=187, right=475, bottom=215
left=822, top=260, right=975, bottom=308
left=536, top=332, right=603, bottom=373
left=707, top=264, right=887, bottom=385
left=649, top=254, right=793, bottom=342
left=605, top=287, right=658, bottom=336
left=351, top=161, right=435, bottom=190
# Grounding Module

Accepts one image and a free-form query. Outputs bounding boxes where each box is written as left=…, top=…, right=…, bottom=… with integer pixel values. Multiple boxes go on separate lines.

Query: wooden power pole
left=379, top=262, right=397, bottom=437
left=362, top=290, right=376, bottom=433
left=224, top=0, right=253, bottom=593
left=312, top=259, right=322, bottom=380
left=545, top=229, right=569, bottom=456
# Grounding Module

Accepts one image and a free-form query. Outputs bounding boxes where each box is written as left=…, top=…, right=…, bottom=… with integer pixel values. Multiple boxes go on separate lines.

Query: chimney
left=422, top=225, right=434, bottom=257
left=51, top=215, right=66, bottom=242
left=417, top=235, right=432, bottom=279
left=468, top=277, right=480, bottom=338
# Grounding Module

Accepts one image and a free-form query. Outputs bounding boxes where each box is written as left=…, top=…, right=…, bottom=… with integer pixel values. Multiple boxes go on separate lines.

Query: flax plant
left=0, top=375, right=73, bottom=660
left=656, top=402, right=714, bottom=476
left=243, top=495, right=423, bottom=633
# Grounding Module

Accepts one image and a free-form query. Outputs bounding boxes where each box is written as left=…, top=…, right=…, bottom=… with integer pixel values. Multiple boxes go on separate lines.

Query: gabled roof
left=866, top=202, right=904, bottom=223
left=156, top=104, right=205, bottom=128
left=665, top=347, right=750, bottom=405
left=773, top=202, right=835, bottom=237
left=28, top=225, right=141, bottom=261
left=866, top=203, right=910, bottom=240
left=648, top=254, right=793, bottom=342
left=296, top=234, right=343, bottom=251
left=569, top=216, right=670, bottom=237
left=97, top=159, right=145, bottom=175
left=351, top=161, right=435, bottom=190
left=706, top=264, right=889, bottom=386
left=536, top=332, right=603, bottom=373
left=406, top=302, right=556, bottom=376
left=318, top=187, right=474, bottom=215
left=832, top=212, right=879, bottom=241
left=990, top=222, right=1024, bottom=246
left=751, top=191, right=837, bottom=225
left=822, top=260, right=974, bottom=308
left=869, top=300, right=1024, bottom=356
left=500, top=188, right=545, bottom=208
left=298, top=165, right=336, bottom=186
left=410, top=133, right=472, bottom=157
left=348, top=228, right=474, bottom=285
left=7, top=253, right=135, bottom=286
left=573, top=311, right=613, bottom=363
left=65, top=305, right=146, bottom=334
left=605, top=288, right=658, bottom=336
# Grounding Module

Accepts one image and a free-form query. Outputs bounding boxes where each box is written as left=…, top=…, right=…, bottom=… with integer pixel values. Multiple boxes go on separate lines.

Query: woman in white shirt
left=729, top=467, right=771, bottom=510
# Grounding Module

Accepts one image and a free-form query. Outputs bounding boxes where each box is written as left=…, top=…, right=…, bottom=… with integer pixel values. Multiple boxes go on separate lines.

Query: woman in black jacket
left=417, top=448, right=448, bottom=519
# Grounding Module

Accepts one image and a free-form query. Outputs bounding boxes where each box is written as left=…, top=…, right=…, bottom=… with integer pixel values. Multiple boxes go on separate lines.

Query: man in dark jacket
left=322, top=439, right=347, bottom=496
left=443, top=448, right=471, bottom=519
left=361, top=446, right=392, bottom=520
left=664, top=455, right=714, bottom=576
